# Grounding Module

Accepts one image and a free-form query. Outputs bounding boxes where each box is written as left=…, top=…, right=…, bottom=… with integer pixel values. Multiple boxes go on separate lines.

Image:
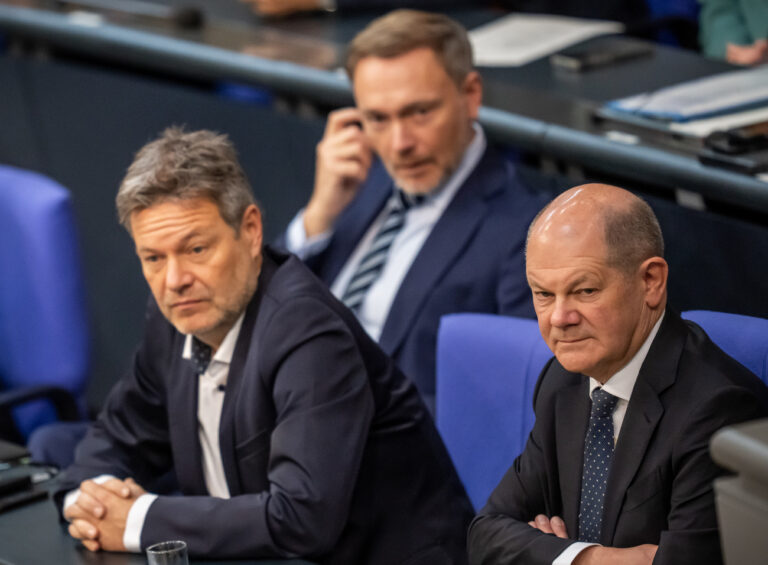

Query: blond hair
left=345, top=9, right=473, bottom=86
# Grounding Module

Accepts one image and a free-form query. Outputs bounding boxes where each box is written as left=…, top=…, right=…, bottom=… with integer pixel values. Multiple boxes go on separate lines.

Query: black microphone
left=55, top=0, right=205, bottom=30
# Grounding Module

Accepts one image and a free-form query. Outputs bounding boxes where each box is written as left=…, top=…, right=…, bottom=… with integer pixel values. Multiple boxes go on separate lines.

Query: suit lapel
left=600, top=312, right=685, bottom=544
left=168, top=351, right=207, bottom=494
left=378, top=148, right=507, bottom=355
left=555, top=379, right=590, bottom=536
left=217, top=253, right=276, bottom=496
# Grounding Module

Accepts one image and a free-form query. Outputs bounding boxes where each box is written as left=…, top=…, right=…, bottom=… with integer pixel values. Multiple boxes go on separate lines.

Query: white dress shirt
left=285, top=123, right=486, bottom=341
left=554, top=312, right=665, bottom=565
left=64, top=313, right=245, bottom=552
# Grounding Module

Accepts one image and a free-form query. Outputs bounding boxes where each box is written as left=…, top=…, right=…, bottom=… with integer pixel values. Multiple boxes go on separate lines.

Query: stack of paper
left=608, top=67, right=768, bottom=122
left=469, top=14, right=623, bottom=67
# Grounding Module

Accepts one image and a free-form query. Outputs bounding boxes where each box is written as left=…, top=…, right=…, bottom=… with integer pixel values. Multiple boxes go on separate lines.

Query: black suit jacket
left=468, top=310, right=768, bottom=565
left=56, top=248, right=473, bottom=564
left=301, top=144, right=547, bottom=409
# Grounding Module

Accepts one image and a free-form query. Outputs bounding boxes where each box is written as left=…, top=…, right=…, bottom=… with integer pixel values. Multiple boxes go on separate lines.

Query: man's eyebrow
left=398, top=99, right=441, bottom=116
left=136, top=231, right=202, bottom=254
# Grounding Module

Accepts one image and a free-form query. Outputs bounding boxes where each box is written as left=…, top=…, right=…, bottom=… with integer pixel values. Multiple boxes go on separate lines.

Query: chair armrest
left=0, top=386, right=81, bottom=422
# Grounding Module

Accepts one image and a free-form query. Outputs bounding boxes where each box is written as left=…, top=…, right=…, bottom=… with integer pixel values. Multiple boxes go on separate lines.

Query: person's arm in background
left=282, top=108, right=371, bottom=259
left=699, top=0, right=768, bottom=63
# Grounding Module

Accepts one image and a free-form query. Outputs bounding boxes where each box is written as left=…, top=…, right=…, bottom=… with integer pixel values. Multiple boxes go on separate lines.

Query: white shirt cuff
left=285, top=209, right=332, bottom=259
left=553, top=542, right=599, bottom=565
left=63, top=474, right=117, bottom=518
left=123, top=493, right=158, bottom=552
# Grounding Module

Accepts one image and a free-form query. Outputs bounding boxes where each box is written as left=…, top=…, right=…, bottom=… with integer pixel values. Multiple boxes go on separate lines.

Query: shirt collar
left=182, top=313, right=246, bottom=367
left=589, top=310, right=666, bottom=402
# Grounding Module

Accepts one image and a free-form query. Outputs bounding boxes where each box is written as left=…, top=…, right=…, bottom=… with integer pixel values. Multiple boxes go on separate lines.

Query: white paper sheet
left=670, top=105, right=768, bottom=137
left=469, top=14, right=624, bottom=67
left=609, top=67, right=768, bottom=122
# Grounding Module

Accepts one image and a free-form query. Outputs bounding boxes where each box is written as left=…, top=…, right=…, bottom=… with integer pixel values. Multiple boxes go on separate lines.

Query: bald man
left=468, top=184, right=768, bottom=565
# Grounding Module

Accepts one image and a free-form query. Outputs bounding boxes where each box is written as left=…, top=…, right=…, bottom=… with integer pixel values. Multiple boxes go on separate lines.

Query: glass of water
left=146, top=540, right=189, bottom=565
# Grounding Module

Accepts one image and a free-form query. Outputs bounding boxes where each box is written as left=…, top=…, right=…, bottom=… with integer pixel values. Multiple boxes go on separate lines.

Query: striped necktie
left=578, top=387, right=619, bottom=543
left=341, top=189, right=424, bottom=313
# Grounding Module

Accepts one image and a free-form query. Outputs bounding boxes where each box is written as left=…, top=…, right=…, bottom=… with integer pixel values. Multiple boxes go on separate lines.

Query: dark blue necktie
left=191, top=337, right=212, bottom=375
left=578, top=387, right=619, bottom=543
left=340, top=189, right=425, bottom=313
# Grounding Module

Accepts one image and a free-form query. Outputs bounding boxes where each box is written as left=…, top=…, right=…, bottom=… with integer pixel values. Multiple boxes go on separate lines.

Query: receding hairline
left=526, top=185, right=664, bottom=274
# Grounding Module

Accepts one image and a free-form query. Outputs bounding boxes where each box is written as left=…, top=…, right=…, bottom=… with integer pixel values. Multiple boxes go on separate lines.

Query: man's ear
left=240, top=204, right=263, bottom=257
left=640, top=256, right=668, bottom=309
left=462, top=71, right=483, bottom=120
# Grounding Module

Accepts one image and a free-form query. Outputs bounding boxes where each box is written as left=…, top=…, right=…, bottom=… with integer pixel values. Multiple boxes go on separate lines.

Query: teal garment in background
left=700, top=0, right=768, bottom=58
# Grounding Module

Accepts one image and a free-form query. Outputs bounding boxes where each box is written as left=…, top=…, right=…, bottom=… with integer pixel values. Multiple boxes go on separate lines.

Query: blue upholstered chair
left=0, top=165, right=90, bottom=443
left=436, top=314, right=550, bottom=511
left=436, top=310, right=768, bottom=510
left=681, top=311, right=768, bottom=383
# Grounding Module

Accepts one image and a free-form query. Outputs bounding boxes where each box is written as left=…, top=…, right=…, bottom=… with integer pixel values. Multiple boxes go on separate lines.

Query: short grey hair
left=603, top=197, right=664, bottom=274
left=116, top=127, right=255, bottom=233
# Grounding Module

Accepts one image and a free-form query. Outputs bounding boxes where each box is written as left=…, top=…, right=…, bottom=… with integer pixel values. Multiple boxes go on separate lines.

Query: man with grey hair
left=55, top=127, right=474, bottom=563
left=283, top=9, right=546, bottom=412
left=469, top=183, right=768, bottom=565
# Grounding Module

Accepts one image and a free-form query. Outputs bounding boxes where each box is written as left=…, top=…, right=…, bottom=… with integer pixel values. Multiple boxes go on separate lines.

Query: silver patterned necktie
left=340, top=189, right=425, bottom=313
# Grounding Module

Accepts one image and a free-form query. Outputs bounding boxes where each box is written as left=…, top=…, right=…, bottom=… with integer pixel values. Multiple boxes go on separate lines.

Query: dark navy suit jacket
left=302, top=144, right=548, bottom=408
left=56, top=248, right=474, bottom=564
left=468, top=310, right=768, bottom=565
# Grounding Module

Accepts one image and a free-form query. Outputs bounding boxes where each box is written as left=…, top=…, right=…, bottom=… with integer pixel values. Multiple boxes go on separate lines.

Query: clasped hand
left=64, top=477, right=146, bottom=552
left=528, top=514, right=658, bottom=565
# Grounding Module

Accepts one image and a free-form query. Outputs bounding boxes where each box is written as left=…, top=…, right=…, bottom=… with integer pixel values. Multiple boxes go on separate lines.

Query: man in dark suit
left=282, top=10, right=547, bottom=411
left=57, top=127, right=474, bottom=563
left=468, top=183, right=768, bottom=565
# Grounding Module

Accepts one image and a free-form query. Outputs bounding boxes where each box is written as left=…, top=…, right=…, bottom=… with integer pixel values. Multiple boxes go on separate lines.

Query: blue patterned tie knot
left=578, top=387, right=619, bottom=543
left=191, top=337, right=212, bottom=375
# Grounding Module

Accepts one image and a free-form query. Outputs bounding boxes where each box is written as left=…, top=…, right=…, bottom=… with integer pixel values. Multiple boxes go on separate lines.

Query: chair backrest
left=681, top=310, right=768, bottom=383
left=436, top=310, right=768, bottom=511
left=436, top=313, right=551, bottom=510
left=0, top=165, right=90, bottom=440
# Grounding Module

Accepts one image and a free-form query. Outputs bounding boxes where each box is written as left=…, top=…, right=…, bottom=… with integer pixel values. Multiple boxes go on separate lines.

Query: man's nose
left=165, top=256, right=193, bottom=292
left=391, top=120, right=415, bottom=155
left=550, top=297, right=579, bottom=328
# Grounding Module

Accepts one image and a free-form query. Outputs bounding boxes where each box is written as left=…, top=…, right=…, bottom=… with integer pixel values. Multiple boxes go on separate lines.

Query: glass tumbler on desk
left=146, top=540, right=189, bottom=565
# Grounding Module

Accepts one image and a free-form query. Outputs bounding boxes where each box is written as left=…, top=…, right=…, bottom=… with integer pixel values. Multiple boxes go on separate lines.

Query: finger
left=101, top=478, right=132, bottom=498
left=326, top=108, right=364, bottom=135
left=81, top=481, right=121, bottom=505
left=550, top=516, right=568, bottom=539
left=330, top=161, right=369, bottom=185
left=124, top=477, right=147, bottom=496
left=65, top=501, right=92, bottom=522
left=534, top=514, right=554, bottom=534
left=69, top=519, right=99, bottom=541
left=324, top=137, right=369, bottom=162
left=528, top=521, right=536, bottom=528
left=82, top=539, right=101, bottom=552
left=72, top=491, right=106, bottom=519
left=327, top=124, right=367, bottom=147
